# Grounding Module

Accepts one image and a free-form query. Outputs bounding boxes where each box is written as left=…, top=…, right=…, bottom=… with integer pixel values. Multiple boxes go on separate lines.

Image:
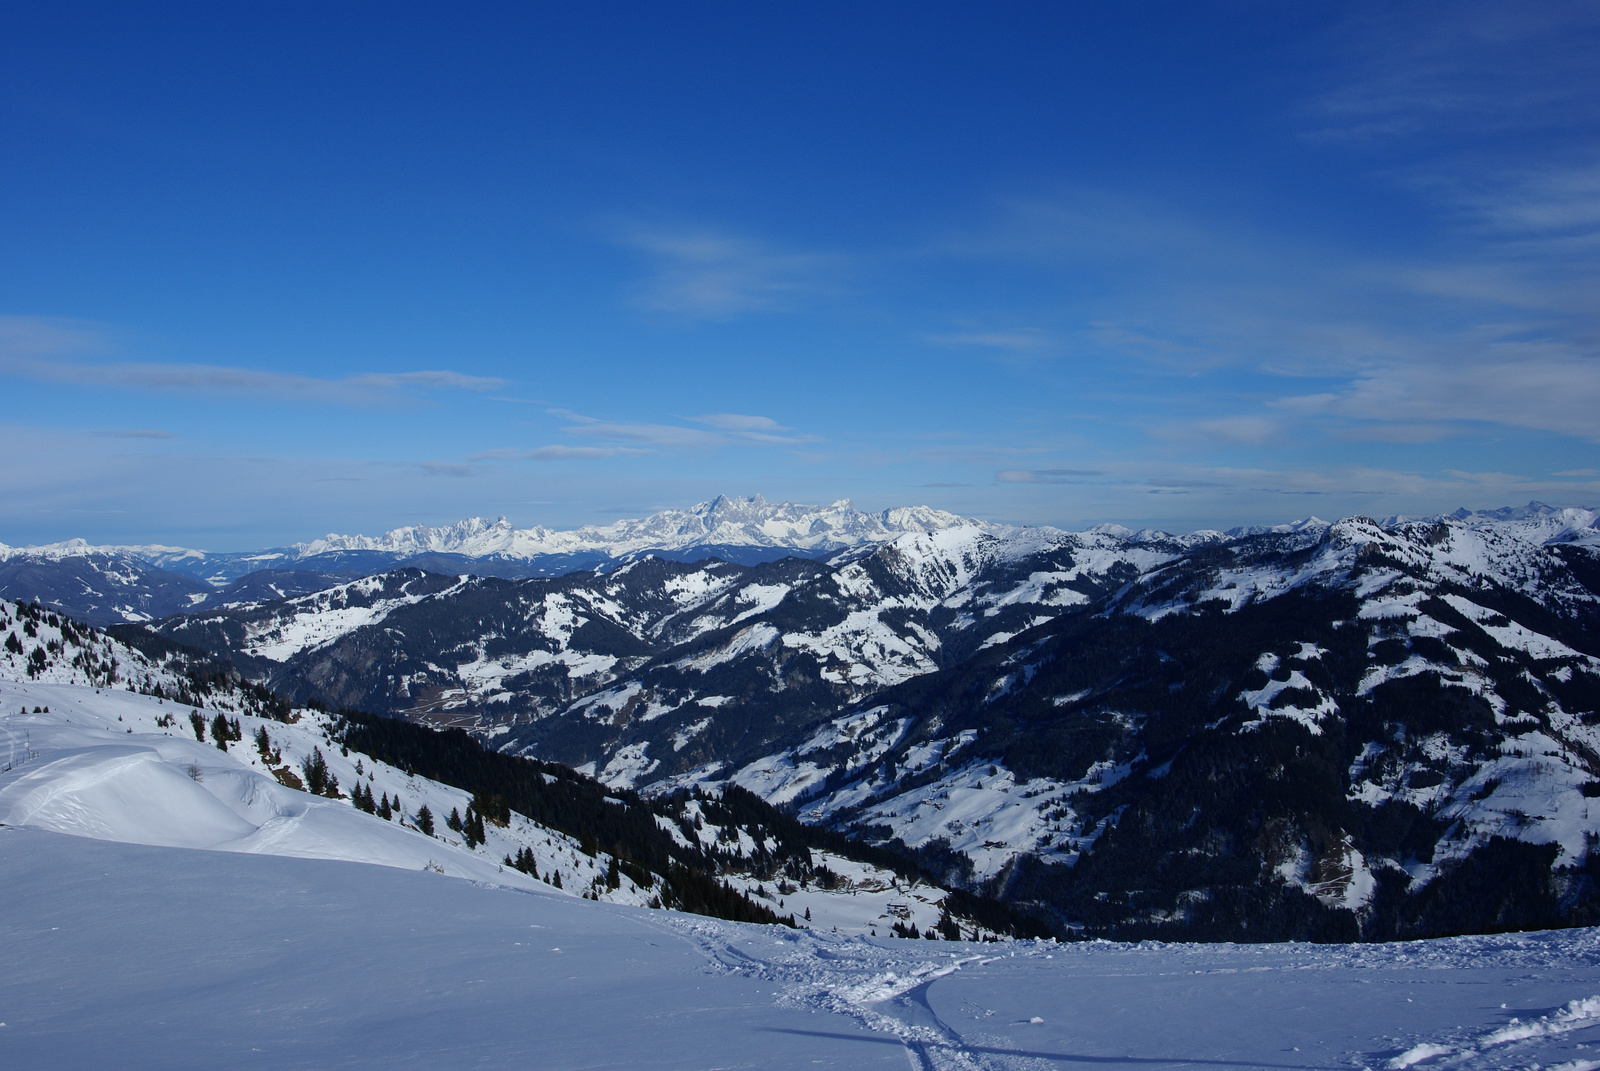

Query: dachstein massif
left=6, top=494, right=1600, bottom=943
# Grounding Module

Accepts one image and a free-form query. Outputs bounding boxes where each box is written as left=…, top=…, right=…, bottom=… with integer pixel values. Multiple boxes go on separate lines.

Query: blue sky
left=2, top=2, right=1597, bottom=548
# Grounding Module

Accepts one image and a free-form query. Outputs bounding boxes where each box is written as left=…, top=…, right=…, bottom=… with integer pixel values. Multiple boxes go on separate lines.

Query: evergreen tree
left=416, top=804, right=435, bottom=836
left=378, top=794, right=393, bottom=821
left=302, top=747, right=329, bottom=796
left=462, top=807, right=486, bottom=848
left=188, top=711, right=206, bottom=742
left=447, top=807, right=463, bottom=833
left=211, top=713, right=230, bottom=751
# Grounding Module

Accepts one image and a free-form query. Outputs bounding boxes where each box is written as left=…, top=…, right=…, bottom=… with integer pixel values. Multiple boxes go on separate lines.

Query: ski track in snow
left=653, top=914, right=1600, bottom=1071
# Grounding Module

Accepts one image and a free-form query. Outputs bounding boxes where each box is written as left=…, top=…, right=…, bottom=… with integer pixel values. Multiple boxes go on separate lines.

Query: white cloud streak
left=0, top=316, right=506, bottom=407
left=616, top=227, right=836, bottom=319
left=0, top=356, right=505, bottom=405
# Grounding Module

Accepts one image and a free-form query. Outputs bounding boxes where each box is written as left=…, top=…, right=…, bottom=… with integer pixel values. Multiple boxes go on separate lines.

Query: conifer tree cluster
left=254, top=727, right=282, bottom=765
left=504, top=847, right=538, bottom=877
left=472, top=792, right=510, bottom=827
left=188, top=710, right=206, bottom=741
left=300, top=747, right=339, bottom=797
left=350, top=782, right=400, bottom=820
left=445, top=803, right=489, bottom=847
left=209, top=713, right=242, bottom=750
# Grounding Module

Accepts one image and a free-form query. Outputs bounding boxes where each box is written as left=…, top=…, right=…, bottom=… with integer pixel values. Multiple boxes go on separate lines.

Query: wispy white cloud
left=1306, top=2, right=1600, bottom=144
left=565, top=419, right=726, bottom=449
left=0, top=358, right=506, bottom=405
left=996, top=468, right=1105, bottom=484
left=470, top=410, right=819, bottom=466
left=411, top=461, right=479, bottom=478
left=690, top=413, right=785, bottom=432
left=994, top=458, right=1600, bottom=516
left=927, top=328, right=1056, bottom=355
left=687, top=413, right=818, bottom=445
left=1276, top=344, right=1600, bottom=442
left=472, top=445, right=647, bottom=461
left=0, top=315, right=111, bottom=356
left=0, top=315, right=506, bottom=406
left=1154, top=416, right=1284, bottom=447
left=616, top=227, right=836, bottom=319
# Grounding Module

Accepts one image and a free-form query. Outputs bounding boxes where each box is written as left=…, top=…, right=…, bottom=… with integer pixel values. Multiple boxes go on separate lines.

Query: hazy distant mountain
left=1, top=495, right=981, bottom=592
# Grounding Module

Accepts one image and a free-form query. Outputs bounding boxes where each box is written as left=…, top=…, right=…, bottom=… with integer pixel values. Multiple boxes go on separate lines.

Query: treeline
left=334, top=708, right=1040, bottom=936
left=334, top=708, right=794, bottom=926
left=107, top=622, right=291, bottom=718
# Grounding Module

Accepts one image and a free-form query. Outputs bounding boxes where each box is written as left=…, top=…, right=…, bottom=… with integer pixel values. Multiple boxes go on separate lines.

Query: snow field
left=0, top=679, right=652, bottom=906
left=10, top=823, right=1600, bottom=1069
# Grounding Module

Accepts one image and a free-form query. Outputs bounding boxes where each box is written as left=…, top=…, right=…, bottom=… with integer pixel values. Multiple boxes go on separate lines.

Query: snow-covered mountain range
left=288, top=495, right=974, bottom=560
left=0, top=495, right=979, bottom=595
left=7, top=499, right=1600, bottom=942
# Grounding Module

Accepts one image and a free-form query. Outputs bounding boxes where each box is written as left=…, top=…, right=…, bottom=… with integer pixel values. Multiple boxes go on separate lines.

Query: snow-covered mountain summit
left=1449, top=500, right=1600, bottom=547
left=0, top=536, right=206, bottom=565
left=289, top=495, right=979, bottom=562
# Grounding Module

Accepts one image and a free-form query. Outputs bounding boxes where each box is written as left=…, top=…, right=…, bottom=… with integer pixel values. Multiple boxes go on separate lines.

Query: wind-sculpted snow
left=0, top=679, right=651, bottom=900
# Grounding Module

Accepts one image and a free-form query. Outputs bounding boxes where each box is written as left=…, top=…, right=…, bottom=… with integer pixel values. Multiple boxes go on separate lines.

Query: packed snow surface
left=7, top=826, right=1600, bottom=1069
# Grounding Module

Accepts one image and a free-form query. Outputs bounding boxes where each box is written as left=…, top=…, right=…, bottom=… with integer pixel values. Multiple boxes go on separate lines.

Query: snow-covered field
left=6, top=825, right=1600, bottom=1070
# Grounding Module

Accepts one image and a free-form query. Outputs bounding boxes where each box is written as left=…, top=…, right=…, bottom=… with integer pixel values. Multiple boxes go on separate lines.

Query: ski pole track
left=652, top=911, right=1059, bottom=1069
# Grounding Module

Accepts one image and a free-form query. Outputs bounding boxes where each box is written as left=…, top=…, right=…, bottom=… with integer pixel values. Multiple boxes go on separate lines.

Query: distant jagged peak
left=1444, top=500, right=1600, bottom=544
left=0, top=537, right=207, bottom=563
left=1222, top=516, right=1330, bottom=539
left=284, top=496, right=983, bottom=562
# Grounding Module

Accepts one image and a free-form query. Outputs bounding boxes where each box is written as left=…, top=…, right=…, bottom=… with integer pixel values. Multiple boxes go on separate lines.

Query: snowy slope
left=7, top=826, right=1600, bottom=1069
left=0, top=677, right=655, bottom=899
